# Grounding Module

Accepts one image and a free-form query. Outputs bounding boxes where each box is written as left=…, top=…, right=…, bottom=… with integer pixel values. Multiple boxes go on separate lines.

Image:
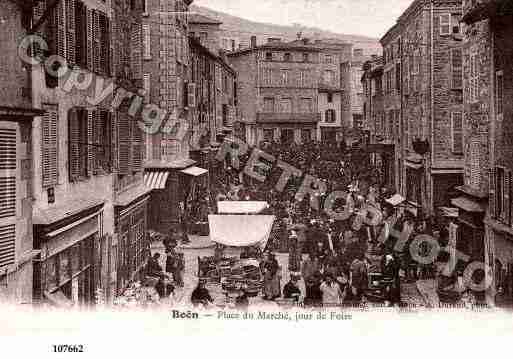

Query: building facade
left=228, top=38, right=322, bottom=146
left=315, top=39, right=353, bottom=143
left=188, top=13, right=222, bottom=54
left=0, top=0, right=42, bottom=305
left=29, top=0, right=149, bottom=306
left=142, top=0, right=198, bottom=237
left=379, top=0, right=464, bottom=217
left=461, top=0, right=513, bottom=306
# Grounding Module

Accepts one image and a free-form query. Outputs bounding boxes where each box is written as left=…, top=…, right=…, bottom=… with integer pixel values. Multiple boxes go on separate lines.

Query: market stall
left=217, top=201, right=269, bottom=214
left=197, top=214, right=275, bottom=298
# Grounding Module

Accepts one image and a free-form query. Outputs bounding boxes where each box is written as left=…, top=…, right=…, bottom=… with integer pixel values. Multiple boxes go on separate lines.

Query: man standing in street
left=320, top=274, right=344, bottom=306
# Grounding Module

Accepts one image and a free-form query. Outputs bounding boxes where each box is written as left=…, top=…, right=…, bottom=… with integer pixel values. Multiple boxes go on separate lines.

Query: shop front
left=114, top=190, right=150, bottom=296
left=33, top=199, right=105, bottom=307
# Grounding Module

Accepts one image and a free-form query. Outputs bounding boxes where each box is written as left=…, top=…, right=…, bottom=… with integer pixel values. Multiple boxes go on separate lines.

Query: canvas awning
left=180, top=166, right=208, bottom=177
left=208, top=215, right=275, bottom=248
left=385, top=194, right=406, bottom=207
left=144, top=171, right=170, bottom=190
left=451, top=197, right=485, bottom=213
left=44, top=290, right=74, bottom=308
left=217, top=201, right=269, bottom=214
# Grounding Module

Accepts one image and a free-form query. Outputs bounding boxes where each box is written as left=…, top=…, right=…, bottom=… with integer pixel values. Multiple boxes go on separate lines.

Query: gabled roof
left=188, top=13, right=222, bottom=25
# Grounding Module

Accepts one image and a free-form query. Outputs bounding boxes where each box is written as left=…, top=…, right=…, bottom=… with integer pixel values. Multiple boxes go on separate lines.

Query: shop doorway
left=281, top=128, right=294, bottom=144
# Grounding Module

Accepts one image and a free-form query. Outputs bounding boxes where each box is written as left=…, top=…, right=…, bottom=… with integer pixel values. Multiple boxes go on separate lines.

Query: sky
left=193, top=0, right=414, bottom=39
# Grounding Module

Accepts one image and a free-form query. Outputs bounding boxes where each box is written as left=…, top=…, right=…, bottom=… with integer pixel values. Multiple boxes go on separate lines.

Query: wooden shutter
left=131, top=115, right=143, bottom=173
left=505, top=170, right=511, bottom=226
left=92, top=10, right=100, bottom=73
left=117, top=113, right=130, bottom=175
left=452, top=112, right=463, bottom=153
left=489, top=167, right=496, bottom=219
left=87, top=110, right=96, bottom=175
left=130, top=23, right=142, bottom=80
left=452, top=48, right=463, bottom=89
left=41, top=104, right=59, bottom=188
left=56, top=0, right=67, bottom=60
left=75, top=1, right=88, bottom=67
left=65, top=0, right=76, bottom=65
left=86, top=8, right=93, bottom=71
left=0, top=123, right=17, bottom=270
left=188, top=82, right=196, bottom=108
left=110, top=112, right=118, bottom=172
left=68, top=108, right=81, bottom=182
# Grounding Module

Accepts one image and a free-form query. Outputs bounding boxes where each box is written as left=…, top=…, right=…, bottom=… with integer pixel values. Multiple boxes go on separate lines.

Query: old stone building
left=28, top=0, right=149, bottom=306
left=461, top=0, right=513, bottom=306
left=228, top=37, right=323, bottom=146
left=347, top=48, right=374, bottom=130
left=315, top=39, right=353, bottom=143
left=379, top=0, right=464, bottom=217
left=141, top=0, right=198, bottom=236
left=0, top=0, right=42, bottom=305
left=361, top=56, right=396, bottom=189
left=188, top=13, right=222, bottom=54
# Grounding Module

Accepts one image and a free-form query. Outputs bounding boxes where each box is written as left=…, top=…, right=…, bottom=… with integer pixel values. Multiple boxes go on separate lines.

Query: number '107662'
left=52, top=345, right=84, bottom=353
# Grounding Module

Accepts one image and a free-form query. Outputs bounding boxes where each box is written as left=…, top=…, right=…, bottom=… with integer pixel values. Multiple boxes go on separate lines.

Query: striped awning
left=144, top=171, right=170, bottom=190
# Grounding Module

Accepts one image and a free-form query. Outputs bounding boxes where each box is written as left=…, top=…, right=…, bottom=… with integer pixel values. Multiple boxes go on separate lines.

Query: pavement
left=148, top=239, right=429, bottom=309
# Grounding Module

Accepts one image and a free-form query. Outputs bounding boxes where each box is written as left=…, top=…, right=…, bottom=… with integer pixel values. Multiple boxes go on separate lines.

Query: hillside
left=189, top=4, right=382, bottom=55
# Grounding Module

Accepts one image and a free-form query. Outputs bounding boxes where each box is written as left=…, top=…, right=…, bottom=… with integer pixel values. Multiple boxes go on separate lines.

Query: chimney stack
left=250, top=36, right=257, bottom=48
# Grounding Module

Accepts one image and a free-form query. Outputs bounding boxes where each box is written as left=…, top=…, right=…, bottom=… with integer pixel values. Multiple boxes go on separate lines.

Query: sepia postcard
left=1, top=0, right=513, bottom=356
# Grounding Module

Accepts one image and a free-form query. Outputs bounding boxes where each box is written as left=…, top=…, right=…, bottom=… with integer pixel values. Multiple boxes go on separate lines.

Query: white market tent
left=208, top=215, right=275, bottom=249
left=217, top=201, right=269, bottom=214
left=385, top=194, right=406, bottom=207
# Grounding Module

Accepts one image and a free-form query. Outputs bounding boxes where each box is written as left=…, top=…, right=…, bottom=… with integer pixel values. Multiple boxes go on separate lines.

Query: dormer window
left=265, top=52, right=273, bottom=61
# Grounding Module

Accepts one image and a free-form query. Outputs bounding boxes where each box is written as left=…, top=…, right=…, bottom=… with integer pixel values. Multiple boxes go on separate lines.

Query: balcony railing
left=256, top=112, right=321, bottom=124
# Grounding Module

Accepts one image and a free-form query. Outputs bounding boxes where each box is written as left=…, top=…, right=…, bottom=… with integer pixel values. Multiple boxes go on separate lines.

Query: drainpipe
left=429, top=0, right=435, bottom=216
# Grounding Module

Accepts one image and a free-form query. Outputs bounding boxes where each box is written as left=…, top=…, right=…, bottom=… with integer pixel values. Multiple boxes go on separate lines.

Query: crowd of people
left=206, top=140, right=454, bottom=307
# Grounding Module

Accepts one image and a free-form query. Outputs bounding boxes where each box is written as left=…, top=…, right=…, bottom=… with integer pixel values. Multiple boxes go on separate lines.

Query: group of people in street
left=205, top=139, right=457, bottom=308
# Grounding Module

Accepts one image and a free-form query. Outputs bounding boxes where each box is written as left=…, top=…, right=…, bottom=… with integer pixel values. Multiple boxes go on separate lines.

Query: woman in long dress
left=262, top=252, right=281, bottom=300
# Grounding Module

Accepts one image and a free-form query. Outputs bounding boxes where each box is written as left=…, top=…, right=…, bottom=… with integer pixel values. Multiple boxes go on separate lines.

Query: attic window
left=302, top=53, right=309, bottom=62
left=265, top=52, right=273, bottom=61
left=284, top=53, right=291, bottom=62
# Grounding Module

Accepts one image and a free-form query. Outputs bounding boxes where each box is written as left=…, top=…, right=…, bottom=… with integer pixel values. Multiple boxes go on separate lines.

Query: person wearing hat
left=283, top=274, right=302, bottom=302
left=191, top=280, right=214, bottom=307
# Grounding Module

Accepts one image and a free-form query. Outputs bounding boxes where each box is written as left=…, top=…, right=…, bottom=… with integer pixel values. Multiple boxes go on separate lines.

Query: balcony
left=318, top=81, right=342, bottom=92
left=256, top=112, right=321, bottom=124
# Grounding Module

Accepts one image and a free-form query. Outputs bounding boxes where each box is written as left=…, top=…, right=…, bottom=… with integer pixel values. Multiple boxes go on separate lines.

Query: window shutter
left=131, top=116, right=143, bottom=173
left=92, top=10, right=100, bottom=73
left=451, top=48, right=463, bottom=89
left=107, top=16, right=114, bottom=76
left=86, top=8, right=93, bottom=71
left=68, top=108, right=80, bottom=182
left=188, top=82, right=196, bottom=108
left=489, top=167, right=496, bottom=219
left=452, top=112, right=463, bottom=153
left=41, top=104, right=59, bottom=188
left=87, top=110, right=97, bottom=175
left=110, top=112, right=118, bottom=172
left=505, top=170, right=511, bottom=226
left=65, top=0, right=76, bottom=65
left=117, top=113, right=130, bottom=175
left=143, top=24, right=151, bottom=59
left=130, top=23, right=142, bottom=80
left=56, top=0, right=67, bottom=61
left=143, top=73, right=151, bottom=103
left=0, top=123, right=17, bottom=270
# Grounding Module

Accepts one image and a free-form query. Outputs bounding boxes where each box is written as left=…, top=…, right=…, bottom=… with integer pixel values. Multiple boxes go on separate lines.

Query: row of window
left=261, top=68, right=336, bottom=87
left=264, top=51, right=313, bottom=63
left=383, top=14, right=462, bottom=64
left=262, top=97, right=313, bottom=113
left=41, top=105, right=144, bottom=189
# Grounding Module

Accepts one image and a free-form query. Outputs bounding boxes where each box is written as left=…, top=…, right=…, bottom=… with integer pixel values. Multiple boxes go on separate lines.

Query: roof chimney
left=250, top=36, right=257, bottom=48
